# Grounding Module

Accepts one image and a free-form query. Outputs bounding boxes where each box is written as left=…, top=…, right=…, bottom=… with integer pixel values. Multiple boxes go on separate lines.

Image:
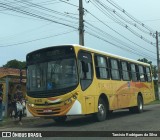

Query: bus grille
left=36, top=108, right=61, bottom=115
left=35, top=102, right=62, bottom=106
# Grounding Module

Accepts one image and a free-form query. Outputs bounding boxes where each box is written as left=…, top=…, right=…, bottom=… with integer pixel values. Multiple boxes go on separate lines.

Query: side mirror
left=81, top=61, right=89, bottom=73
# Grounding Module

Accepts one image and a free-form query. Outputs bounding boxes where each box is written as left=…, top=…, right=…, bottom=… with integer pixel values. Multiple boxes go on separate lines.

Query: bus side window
left=110, top=59, right=120, bottom=80
left=78, top=51, right=93, bottom=91
left=146, top=67, right=152, bottom=82
left=138, top=65, right=145, bottom=82
left=79, top=61, right=92, bottom=79
left=136, top=65, right=140, bottom=81
left=131, top=64, right=138, bottom=81
left=121, top=61, right=130, bottom=81
left=95, top=55, right=109, bottom=79
left=78, top=60, right=84, bottom=79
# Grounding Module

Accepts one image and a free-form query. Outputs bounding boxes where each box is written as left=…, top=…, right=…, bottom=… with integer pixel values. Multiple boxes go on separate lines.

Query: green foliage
left=147, top=99, right=160, bottom=105
left=137, top=58, right=152, bottom=65
left=138, top=58, right=157, bottom=79
left=2, top=59, right=26, bottom=69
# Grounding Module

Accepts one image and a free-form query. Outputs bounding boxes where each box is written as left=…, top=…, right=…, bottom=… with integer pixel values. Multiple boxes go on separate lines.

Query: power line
left=85, top=18, right=160, bottom=23
left=85, top=21, right=156, bottom=55
left=91, top=0, right=155, bottom=46
left=0, top=29, right=77, bottom=47
left=94, top=0, right=151, bottom=36
left=0, top=0, right=79, bottom=46
left=0, top=0, right=157, bottom=62
left=13, top=0, right=78, bottom=20
left=8, top=0, right=78, bottom=23
left=85, top=22, right=156, bottom=60
left=1, top=0, right=79, bottom=26
left=0, top=22, right=53, bottom=41
left=0, top=0, right=78, bottom=28
left=86, top=31, right=156, bottom=61
left=0, top=2, right=78, bottom=30
left=106, top=0, right=155, bottom=33
left=0, top=0, right=19, bottom=11
left=85, top=9, right=156, bottom=55
left=0, top=11, right=43, bottom=21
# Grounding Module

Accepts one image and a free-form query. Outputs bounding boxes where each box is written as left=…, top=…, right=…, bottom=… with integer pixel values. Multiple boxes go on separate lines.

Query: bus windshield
left=27, top=58, right=78, bottom=92
left=26, top=46, right=78, bottom=96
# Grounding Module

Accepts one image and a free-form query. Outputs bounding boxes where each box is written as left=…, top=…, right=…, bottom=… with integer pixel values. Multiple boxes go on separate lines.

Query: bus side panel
left=114, top=81, right=155, bottom=108
left=80, top=84, right=97, bottom=114
left=142, top=82, right=155, bottom=104
left=96, top=80, right=118, bottom=110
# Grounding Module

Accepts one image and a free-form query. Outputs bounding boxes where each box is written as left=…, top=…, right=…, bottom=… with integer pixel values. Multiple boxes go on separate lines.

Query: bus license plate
left=43, top=109, right=52, bottom=113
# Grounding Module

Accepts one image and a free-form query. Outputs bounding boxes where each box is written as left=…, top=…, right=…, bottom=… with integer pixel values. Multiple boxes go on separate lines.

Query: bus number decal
left=35, top=99, right=42, bottom=103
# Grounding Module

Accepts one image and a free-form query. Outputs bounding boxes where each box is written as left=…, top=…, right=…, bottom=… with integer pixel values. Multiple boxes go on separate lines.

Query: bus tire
left=94, top=98, right=107, bottom=122
left=129, top=95, right=143, bottom=113
left=53, top=116, right=67, bottom=123
left=136, top=95, right=143, bottom=113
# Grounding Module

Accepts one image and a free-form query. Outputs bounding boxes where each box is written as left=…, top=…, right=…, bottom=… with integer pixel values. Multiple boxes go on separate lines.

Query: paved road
left=1, top=104, right=160, bottom=131
left=0, top=104, right=160, bottom=139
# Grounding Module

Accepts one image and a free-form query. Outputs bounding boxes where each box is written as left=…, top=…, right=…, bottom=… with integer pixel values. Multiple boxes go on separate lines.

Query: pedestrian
left=13, top=85, right=24, bottom=124
left=0, top=85, right=3, bottom=121
left=8, top=94, right=12, bottom=117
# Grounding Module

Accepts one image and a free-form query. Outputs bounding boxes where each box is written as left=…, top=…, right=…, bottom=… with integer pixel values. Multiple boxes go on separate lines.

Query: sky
left=0, top=0, right=160, bottom=67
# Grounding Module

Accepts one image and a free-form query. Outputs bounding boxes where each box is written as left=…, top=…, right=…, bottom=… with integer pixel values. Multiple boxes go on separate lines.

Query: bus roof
left=27, top=44, right=150, bottom=67
left=72, top=44, right=150, bottom=67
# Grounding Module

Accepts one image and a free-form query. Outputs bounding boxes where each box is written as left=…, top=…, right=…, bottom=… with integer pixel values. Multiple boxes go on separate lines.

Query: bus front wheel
left=53, top=116, right=67, bottom=123
left=94, top=98, right=107, bottom=122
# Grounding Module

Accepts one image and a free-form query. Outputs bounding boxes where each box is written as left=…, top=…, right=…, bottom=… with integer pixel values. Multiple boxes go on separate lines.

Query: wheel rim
left=98, top=103, right=105, bottom=117
left=139, top=99, right=143, bottom=110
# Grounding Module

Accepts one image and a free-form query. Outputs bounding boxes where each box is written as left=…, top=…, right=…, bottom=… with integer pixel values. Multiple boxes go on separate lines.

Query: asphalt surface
left=0, top=104, right=160, bottom=139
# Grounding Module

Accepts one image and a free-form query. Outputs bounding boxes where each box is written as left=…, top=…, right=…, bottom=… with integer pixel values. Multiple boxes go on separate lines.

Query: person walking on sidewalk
left=0, top=85, right=3, bottom=121
left=13, top=85, right=24, bottom=125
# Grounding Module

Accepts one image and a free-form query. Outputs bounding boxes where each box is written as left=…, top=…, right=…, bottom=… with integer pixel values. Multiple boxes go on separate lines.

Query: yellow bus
left=26, top=44, right=155, bottom=122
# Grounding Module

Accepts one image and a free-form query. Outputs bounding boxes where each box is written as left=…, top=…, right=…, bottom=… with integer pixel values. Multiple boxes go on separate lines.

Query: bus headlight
left=28, top=104, right=35, bottom=107
left=64, top=94, right=77, bottom=105
left=64, top=98, right=72, bottom=105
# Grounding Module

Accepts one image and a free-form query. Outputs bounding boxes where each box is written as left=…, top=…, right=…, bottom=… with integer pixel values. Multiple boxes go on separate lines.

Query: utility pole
left=79, top=0, right=84, bottom=46
left=156, top=31, right=160, bottom=100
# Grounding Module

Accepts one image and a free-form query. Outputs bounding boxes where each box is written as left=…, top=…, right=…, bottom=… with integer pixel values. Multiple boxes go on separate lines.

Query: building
left=0, top=68, right=26, bottom=117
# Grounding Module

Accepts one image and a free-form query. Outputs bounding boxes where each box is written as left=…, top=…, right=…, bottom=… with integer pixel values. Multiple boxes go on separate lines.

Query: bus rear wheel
left=136, top=95, right=143, bottom=113
left=53, top=116, right=67, bottom=123
left=94, top=98, right=107, bottom=122
left=129, top=95, right=143, bottom=113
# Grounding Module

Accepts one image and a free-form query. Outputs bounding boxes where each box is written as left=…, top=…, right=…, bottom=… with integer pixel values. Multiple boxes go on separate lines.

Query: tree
left=137, top=58, right=157, bottom=79
left=137, top=58, right=152, bottom=65
left=3, top=59, right=26, bottom=69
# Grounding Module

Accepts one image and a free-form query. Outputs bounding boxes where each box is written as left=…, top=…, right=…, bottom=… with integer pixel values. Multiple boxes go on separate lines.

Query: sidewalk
left=0, top=116, right=40, bottom=128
